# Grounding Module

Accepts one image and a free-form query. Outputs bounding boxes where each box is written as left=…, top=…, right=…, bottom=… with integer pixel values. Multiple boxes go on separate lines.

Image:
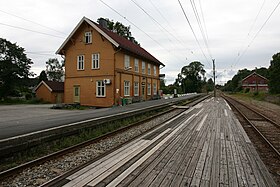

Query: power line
left=189, top=0, right=212, bottom=59
left=177, top=0, right=212, bottom=68
left=233, top=0, right=279, bottom=68
left=0, top=22, right=65, bottom=39
left=148, top=0, right=201, bottom=61
left=247, top=0, right=266, bottom=37
left=0, top=9, right=67, bottom=35
left=99, top=0, right=189, bottom=65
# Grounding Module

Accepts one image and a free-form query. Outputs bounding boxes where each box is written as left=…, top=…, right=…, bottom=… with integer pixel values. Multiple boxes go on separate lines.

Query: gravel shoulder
left=229, top=94, right=280, bottom=124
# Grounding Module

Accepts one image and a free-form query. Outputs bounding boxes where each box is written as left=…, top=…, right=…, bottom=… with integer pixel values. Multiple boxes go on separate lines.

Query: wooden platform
left=62, top=97, right=277, bottom=187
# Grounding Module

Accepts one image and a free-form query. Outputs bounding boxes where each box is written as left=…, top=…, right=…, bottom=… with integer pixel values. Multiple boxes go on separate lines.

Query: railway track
left=223, top=95, right=280, bottom=158
left=0, top=95, right=210, bottom=186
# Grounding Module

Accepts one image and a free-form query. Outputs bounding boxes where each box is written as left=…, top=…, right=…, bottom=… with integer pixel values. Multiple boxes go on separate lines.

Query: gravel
left=0, top=109, right=183, bottom=187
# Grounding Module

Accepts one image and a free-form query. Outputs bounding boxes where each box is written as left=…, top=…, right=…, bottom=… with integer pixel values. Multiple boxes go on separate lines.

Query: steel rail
left=0, top=94, right=210, bottom=181
left=222, top=95, right=280, bottom=158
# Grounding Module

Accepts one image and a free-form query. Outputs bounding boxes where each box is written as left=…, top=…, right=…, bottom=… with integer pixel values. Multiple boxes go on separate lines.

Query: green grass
left=0, top=98, right=50, bottom=105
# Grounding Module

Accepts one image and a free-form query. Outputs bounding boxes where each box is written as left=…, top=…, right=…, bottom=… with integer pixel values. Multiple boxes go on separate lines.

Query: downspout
left=114, top=48, right=122, bottom=106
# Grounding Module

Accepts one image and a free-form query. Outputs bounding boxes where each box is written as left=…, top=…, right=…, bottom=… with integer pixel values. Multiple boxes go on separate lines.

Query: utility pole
left=213, top=59, right=216, bottom=97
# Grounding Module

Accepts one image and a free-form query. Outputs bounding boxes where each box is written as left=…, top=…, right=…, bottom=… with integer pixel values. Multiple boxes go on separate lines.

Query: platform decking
left=62, top=97, right=276, bottom=187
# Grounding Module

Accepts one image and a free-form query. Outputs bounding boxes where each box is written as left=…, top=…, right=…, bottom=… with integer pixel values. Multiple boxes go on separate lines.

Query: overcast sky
left=1, top=0, right=280, bottom=85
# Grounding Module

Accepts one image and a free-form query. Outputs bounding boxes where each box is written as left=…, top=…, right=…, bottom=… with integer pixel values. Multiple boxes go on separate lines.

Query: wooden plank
left=106, top=115, right=196, bottom=187
left=210, top=117, right=220, bottom=187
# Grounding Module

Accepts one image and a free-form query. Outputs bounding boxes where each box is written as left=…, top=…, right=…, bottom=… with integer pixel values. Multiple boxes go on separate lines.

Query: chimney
left=99, top=18, right=108, bottom=29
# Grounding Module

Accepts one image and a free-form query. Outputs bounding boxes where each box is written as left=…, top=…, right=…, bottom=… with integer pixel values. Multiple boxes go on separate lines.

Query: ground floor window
left=153, top=82, right=157, bottom=95
left=134, top=82, right=139, bottom=96
left=124, top=81, right=130, bottom=96
left=96, top=80, right=106, bottom=97
left=147, top=83, right=151, bottom=95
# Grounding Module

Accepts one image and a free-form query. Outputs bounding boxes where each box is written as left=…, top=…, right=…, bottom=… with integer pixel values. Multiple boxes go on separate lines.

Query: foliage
left=180, top=61, right=206, bottom=93
left=268, top=52, right=280, bottom=94
left=222, top=69, right=251, bottom=92
left=38, top=70, right=48, bottom=82
left=45, top=58, right=64, bottom=82
left=0, top=38, right=33, bottom=98
left=97, top=17, right=140, bottom=45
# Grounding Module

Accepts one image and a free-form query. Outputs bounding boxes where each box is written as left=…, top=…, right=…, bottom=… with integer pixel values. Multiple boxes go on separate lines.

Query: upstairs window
left=85, top=32, right=92, bottom=44
left=124, top=55, right=130, bottom=69
left=77, top=55, right=84, bottom=70
left=154, top=65, right=157, bottom=76
left=142, top=61, right=146, bottom=74
left=148, top=64, right=151, bottom=75
left=92, top=53, right=100, bottom=69
left=134, top=59, right=139, bottom=72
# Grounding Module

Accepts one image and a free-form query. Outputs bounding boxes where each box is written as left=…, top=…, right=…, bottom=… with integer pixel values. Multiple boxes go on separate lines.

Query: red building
left=242, top=72, right=269, bottom=92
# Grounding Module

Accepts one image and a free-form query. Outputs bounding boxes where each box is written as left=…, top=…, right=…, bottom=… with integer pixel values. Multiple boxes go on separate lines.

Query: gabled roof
left=56, top=17, right=164, bottom=67
left=35, top=81, right=64, bottom=92
left=242, top=72, right=268, bottom=82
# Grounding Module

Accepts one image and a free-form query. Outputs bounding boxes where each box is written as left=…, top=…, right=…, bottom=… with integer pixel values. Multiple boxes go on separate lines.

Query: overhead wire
left=189, top=0, right=212, bottom=59
left=99, top=0, right=190, bottom=66
left=148, top=0, right=202, bottom=62
left=0, top=9, right=66, bottom=35
left=177, top=0, right=212, bottom=68
left=0, top=22, right=65, bottom=39
left=232, top=0, right=279, bottom=68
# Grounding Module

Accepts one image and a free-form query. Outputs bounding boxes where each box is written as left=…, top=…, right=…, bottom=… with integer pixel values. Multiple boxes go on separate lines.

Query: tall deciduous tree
left=97, top=17, right=140, bottom=45
left=45, top=58, right=64, bottom=82
left=268, top=52, right=280, bottom=93
left=0, top=38, right=33, bottom=98
left=38, top=70, right=48, bottom=82
left=180, top=61, right=205, bottom=93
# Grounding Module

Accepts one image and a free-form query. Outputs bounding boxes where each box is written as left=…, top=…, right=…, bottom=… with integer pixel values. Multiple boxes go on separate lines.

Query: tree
left=180, top=61, right=206, bottom=93
left=38, top=70, right=48, bottom=82
left=268, top=52, right=280, bottom=93
left=0, top=38, right=33, bottom=98
left=45, top=58, right=64, bottom=82
left=97, top=17, right=140, bottom=45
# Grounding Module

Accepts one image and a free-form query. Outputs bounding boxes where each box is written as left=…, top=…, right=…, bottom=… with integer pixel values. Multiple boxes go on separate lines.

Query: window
left=147, top=83, right=151, bottom=95
left=153, top=82, right=157, bottom=95
left=77, top=55, right=84, bottom=70
left=74, top=87, right=79, bottom=96
left=154, top=65, right=157, bottom=76
left=92, top=53, right=100, bottom=69
left=96, top=80, right=106, bottom=97
left=124, top=55, right=130, bottom=69
left=134, top=59, right=139, bottom=72
left=124, top=81, right=130, bottom=96
left=142, top=61, right=146, bottom=74
left=85, top=32, right=92, bottom=44
left=134, top=82, right=139, bottom=96
left=148, top=64, right=151, bottom=75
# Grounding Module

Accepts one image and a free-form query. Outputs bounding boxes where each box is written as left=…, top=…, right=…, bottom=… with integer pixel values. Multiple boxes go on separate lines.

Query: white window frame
left=124, top=81, right=130, bottom=96
left=124, top=55, right=130, bottom=69
left=142, top=61, right=146, bottom=74
left=153, top=82, right=157, bottom=95
left=134, top=82, right=139, bottom=96
left=134, top=59, right=139, bottom=72
left=85, top=31, right=92, bottom=44
left=148, top=64, right=151, bottom=75
left=77, top=55, right=84, bottom=70
left=96, top=80, right=106, bottom=97
left=92, top=53, right=100, bottom=69
left=154, top=65, right=157, bottom=76
left=147, top=83, right=151, bottom=95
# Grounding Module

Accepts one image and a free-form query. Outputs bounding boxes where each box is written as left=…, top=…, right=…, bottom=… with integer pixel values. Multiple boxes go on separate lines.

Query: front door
left=73, top=86, right=80, bottom=103
left=141, top=85, right=146, bottom=101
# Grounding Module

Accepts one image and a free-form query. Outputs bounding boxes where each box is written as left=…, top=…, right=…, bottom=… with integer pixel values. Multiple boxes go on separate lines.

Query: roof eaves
left=56, top=17, right=119, bottom=55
